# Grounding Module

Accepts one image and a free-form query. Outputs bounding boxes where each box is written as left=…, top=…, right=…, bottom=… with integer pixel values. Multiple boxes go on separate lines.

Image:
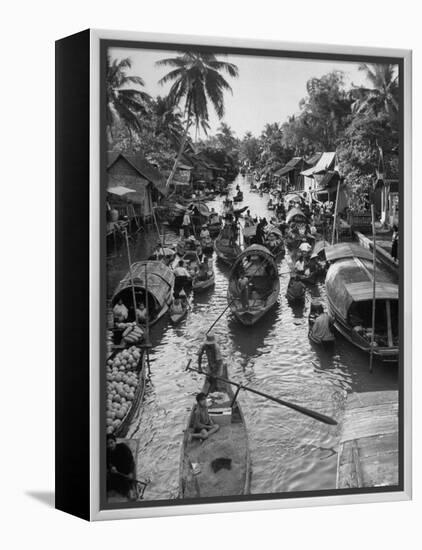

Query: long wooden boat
left=233, top=191, right=243, bottom=202
left=227, top=244, right=280, bottom=325
left=179, top=365, right=251, bottom=499
left=169, top=298, right=189, bottom=324
left=325, top=244, right=398, bottom=361
left=112, top=261, right=175, bottom=325
left=192, top=271, right=215, bottom=292
left=114, top=349, right=147, bottom=437
left=215, top=223, right=242, bottom=264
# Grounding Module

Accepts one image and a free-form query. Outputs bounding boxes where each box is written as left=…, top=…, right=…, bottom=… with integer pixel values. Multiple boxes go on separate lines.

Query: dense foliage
left=107, top=53, right=399, bottom=195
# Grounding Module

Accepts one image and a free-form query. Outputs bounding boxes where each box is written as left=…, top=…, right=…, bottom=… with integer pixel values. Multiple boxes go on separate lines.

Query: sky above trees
left=109, top=47, right=394, bottom=137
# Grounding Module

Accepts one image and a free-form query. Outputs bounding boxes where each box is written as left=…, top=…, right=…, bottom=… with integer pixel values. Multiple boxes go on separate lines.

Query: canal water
left=106, top=174, right=398, bottom=501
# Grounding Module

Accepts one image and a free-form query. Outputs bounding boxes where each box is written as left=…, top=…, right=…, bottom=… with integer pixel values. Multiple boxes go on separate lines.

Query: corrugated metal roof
left=325, top=243, right=373, bottom=263
left=301, top=152, right=336, bottom=177
left=107, top=185, right=136, bottom=196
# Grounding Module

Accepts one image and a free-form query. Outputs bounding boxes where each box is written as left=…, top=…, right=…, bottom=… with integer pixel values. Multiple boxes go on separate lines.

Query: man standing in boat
left=197, top=332, right=223, bottom=380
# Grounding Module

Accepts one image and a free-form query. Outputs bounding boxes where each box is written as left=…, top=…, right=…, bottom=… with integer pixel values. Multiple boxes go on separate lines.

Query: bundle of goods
left=122, top=322, right=144, bottom=345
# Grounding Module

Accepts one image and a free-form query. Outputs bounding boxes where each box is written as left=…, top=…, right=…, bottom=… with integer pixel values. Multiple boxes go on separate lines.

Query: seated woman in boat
left=107, top=434, right=136, bottom=498
left=113, top=298, right=128, bottom=324
left=244, top=209, right=253, bottom=227
left=200, top=225, right=210, bottom=239
left=197, top=258, right=210, bottom=281
left=190, top=392, right=220, bottom=441
left=136, top=302, right=148, bottom=324
left=299, top=239, right=312, bottom=257
left=171, top=297, right=184, bottom=315
left=287, top=275, right=306, bottom=299
left=309, top=308, right=335, bottom=344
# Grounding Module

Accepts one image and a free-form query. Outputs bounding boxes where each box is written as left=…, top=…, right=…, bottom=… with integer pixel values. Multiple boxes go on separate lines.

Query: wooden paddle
left=185, top=363, right=337, bottom=426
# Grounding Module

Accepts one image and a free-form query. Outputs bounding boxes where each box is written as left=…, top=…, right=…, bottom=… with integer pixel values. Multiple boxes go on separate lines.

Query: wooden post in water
left=124, top=228, right=138, bottom=322
left=331, top=179, right=341, bottom=245
left=144, top=262, right=151, bottom=377
left=369, top=204, right=377, bottom=373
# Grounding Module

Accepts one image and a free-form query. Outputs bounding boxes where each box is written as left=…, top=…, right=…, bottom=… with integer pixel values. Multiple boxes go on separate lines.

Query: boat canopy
left=311, top=239, right=329, bottom=259
left=326, top=258, right=398, bottom=319
left=325, top=243, right=373, bottom=263
left=112, top=260, right=175, bottom=309
left=266, top=226, right=283, bottom=239
left=236, top=244, right=275, bottom=261
left=286, top=207, right=307, bottom=224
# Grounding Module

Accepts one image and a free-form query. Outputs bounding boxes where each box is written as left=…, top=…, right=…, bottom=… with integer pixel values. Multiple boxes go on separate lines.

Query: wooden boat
left=207, top=215, right=223, bottom=238
left=113, top=349, right=147, bottom=438
left=179, top=365, right=251, bottom=499
left=107, top=438, right=148, bottom=503
left=112, top=261, right=175, bottom=325
left=227, top=245, right=280, bottom=325
left=233, top=191, right=243, bottom=202
left=200, top=235, right=214, bottom=254
left=192, top=259, right=215, bottom=292
left=169, top=300, right=189, bottom=324
left=192, top=271, right=215, bottom=292
left=325, top=244, right=398, bottom=361
left=286, top=276, right=306, bottom=302
left=215, top=223, right=242, bottom=264
left=264, top=226, right=285, bottom=258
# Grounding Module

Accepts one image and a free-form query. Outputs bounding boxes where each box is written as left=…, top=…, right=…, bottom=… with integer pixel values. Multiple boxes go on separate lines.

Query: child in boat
left=190, top=392, right=220, bottom=441
left=136, top=302, right=148, bottom=324
left=113, top=298, right=128, bottom=323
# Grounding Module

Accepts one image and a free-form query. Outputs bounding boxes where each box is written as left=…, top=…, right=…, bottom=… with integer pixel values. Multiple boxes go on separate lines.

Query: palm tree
left=106, top=56, right=151, bottom=140
left=153, top=95, right=184, bottom=144
left=156, top=51, right=239, bottom=187
left=351, top=64, right=399, bottom=118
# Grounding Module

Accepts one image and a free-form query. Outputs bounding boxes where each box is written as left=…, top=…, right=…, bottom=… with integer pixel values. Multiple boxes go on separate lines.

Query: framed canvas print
left=55, top=29, right=412, bottom=521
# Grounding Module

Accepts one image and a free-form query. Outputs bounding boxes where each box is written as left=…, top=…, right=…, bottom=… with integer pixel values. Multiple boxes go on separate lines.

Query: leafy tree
left=350, top=64, right=399, bottom=120
left=281, top=71, right=352, bottom=153
left=156, top=51, right=239, bottom=186
left=240, top=131, right=261, bottom=166
left=106, top=56, right=151, bottom=141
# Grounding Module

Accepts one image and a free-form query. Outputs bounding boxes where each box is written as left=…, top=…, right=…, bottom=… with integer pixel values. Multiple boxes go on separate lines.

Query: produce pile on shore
left=106, top=346, right=142, bottom=434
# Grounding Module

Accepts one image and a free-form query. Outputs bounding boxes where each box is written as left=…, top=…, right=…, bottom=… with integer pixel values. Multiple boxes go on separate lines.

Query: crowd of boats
left=106, top=171, right=399, bottom=503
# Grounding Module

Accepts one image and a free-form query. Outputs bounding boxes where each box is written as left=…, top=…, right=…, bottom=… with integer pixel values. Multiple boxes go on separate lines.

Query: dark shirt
left=107, top=443, right=134, bottom=475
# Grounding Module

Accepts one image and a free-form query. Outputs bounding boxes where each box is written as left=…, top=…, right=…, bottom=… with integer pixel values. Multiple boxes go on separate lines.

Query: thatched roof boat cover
left=113, top=260, right=174, bottom=308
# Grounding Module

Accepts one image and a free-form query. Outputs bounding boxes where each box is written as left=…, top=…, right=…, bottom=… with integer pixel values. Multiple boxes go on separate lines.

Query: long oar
left=186, top=363, right=337, bottom=426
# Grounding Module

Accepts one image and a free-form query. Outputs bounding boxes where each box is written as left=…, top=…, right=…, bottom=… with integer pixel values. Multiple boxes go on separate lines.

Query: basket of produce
left=106, top=346, right=146, bottom=437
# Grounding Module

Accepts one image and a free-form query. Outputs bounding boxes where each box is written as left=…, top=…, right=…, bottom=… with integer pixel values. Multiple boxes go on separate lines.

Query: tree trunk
left=166, top=112, right=191, bottom=188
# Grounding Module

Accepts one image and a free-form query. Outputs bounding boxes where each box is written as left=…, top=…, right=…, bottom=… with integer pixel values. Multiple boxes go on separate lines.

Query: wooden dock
left=336, top=391, right=399, bottom=489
